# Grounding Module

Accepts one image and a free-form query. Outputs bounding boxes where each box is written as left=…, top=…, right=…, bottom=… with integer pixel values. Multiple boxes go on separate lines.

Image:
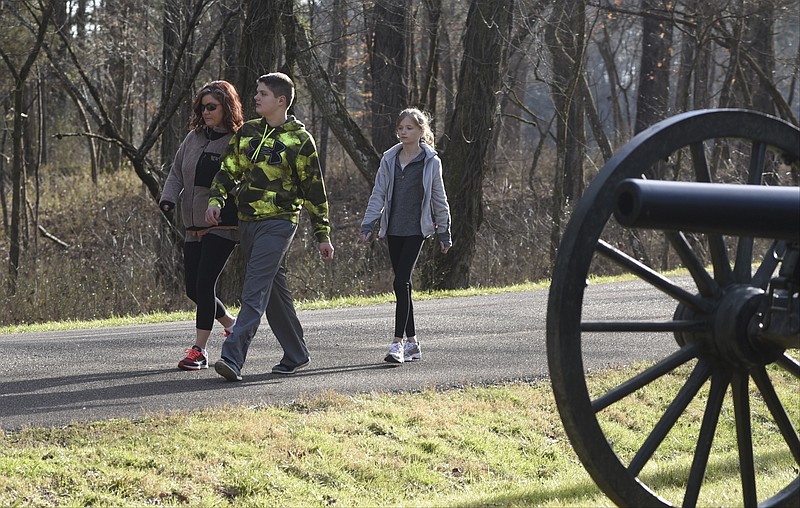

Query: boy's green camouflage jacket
left=209, top=116, right=331, bottom=243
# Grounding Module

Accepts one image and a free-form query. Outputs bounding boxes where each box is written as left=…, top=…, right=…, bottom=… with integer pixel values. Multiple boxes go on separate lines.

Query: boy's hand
left=359, top=232, right=372, bottom=243
left=440, top=241, right=450, bottom=254
left=205, top=206, right=221, bottom=225
left=319, top=242, right=334, bottom=261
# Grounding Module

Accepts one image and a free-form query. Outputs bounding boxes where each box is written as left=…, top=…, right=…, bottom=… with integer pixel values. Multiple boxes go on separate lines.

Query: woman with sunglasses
left=159, top=80, right=245, bottom=371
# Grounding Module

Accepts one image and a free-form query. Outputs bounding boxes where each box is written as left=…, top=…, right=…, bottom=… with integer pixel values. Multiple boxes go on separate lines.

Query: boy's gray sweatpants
left=220, top=219, right=308, bottom=375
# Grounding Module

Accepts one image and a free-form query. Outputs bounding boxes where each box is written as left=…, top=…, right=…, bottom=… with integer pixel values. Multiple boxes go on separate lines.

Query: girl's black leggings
left=183, top=234, right=237, bottom=331
left=387, top=235, right=425, bottom=339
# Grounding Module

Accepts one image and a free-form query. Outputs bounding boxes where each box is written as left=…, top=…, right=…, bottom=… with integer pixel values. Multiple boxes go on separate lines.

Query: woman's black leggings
left=183, top=234, right=237, bottom=331
left=387, top=235, right=425, bottom=339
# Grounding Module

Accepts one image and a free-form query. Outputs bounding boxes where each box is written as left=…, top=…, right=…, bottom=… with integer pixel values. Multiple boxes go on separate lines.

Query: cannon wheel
left=546, top=109, right=800, bottom=506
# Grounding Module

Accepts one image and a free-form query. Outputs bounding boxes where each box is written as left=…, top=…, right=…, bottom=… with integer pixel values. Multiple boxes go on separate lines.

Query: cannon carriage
left=545, top=109, right=799, bottom=507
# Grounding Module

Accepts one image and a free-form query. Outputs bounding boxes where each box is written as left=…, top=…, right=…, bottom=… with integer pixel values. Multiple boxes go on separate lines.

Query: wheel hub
left=675, top=285, right=783, bottom=368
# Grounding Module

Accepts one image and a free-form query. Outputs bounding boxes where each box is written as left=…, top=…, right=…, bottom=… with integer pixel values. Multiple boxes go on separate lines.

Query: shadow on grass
left=451, top=478, right=607, bottom=507
left=450, top=447, right=798, bottom=507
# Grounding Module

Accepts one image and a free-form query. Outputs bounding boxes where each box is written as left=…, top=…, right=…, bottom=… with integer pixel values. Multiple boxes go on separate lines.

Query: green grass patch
left=0, top=281, right=550, bottom=336
left=1, top=364, right=796, bottom=507
left=0, top=382, right=604, bottom=507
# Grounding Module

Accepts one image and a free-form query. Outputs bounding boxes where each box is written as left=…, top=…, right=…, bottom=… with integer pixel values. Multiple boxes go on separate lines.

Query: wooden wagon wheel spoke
left=596, top=239, right=712, bottom=313
left=689, top=141, right=734, bottom=287
left=580, top=320, right=705, bottom=333
left=666, top=231, right=718, bottom=298
left=776, top=352, right=800, bottom=378
left=731, top=142, right=769, bottom=284
left=752, top=241, right=786, bottom=289
left=591, top=343, right=703, bottom=412
left=751, top=366, right=800, bottom=464
left=684, top=368, right=731, bottom=508
left=628, top=359, right=713, bottom=477
left=732, top=371, right=758, bottom=506
left=546, top=110, right=800, bottom=507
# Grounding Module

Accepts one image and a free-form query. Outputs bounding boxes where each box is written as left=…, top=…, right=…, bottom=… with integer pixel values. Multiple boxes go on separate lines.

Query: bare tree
left=281, top=0, right=381, bottom=183
left=545, top=0, right=587, bottom=262
left=634, top=0, right=673, bottom=134
left=44, top=0, right=240, bottom=203
left=0, top=0, right=56, bottom=294
left=418, top=0, right=442, bottom=116
left=368, top=0, right=411, bottom=152
left=318, top=0, right=347, bottom=171
left=234, top=0, right=284, bottom=117
left=426, top=0, right=515, bottom=289
left=161, top=0, right=197, bottom=178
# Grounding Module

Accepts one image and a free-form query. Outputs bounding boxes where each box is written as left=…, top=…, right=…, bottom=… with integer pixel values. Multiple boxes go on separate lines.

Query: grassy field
left=1, top=365, right=797, bottom=507
left=1, top=281, right=797, bottom=507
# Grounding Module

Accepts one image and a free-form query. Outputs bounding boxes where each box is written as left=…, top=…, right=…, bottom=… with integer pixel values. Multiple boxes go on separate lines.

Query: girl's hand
left=359, top=232, right=372, bottom=243
left=440, top=241, right=450, bottom=254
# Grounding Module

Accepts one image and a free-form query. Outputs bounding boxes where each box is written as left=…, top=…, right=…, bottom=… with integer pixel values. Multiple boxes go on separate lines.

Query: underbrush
left=0, top=157, right=554, bottom=326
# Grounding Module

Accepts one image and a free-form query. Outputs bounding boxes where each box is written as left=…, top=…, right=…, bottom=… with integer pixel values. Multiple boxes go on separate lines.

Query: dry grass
left=0, top=149, right=557, bottom=326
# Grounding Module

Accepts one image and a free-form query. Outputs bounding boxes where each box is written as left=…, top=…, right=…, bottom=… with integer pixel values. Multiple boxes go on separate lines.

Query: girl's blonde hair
left=396, top=108, right=435, bottom=148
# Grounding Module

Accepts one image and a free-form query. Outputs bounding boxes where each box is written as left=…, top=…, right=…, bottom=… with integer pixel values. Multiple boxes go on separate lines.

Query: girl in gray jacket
left=360, top=108, right=452, bottom=364
left=159, top=81, right=244, bottom=371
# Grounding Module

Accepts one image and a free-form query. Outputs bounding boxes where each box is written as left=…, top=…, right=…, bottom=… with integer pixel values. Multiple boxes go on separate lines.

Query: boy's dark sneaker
left=271, top=358, right=310, bottom=375
left=178, top=345, right=208, bottom=371
left=214, top=358, right=242, bottom=381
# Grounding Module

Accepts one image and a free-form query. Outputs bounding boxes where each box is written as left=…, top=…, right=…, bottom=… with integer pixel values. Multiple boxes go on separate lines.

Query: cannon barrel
left=614, top=179, right=800, bottom=240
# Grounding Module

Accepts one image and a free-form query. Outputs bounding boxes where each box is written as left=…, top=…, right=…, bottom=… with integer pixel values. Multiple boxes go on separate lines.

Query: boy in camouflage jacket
left=206, top=72, right=334, bottom=381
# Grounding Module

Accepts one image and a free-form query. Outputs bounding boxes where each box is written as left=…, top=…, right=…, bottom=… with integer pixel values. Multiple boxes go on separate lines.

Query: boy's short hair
left=257, top=72, right=295, bottom=108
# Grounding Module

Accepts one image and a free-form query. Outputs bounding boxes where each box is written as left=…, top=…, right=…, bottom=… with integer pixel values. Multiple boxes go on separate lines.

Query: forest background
left=0, top=0, right=798, bottom=326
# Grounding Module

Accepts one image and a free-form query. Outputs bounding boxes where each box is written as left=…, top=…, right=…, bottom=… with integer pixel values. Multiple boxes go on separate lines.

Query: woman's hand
left=205, top=205, right=221, bottom=225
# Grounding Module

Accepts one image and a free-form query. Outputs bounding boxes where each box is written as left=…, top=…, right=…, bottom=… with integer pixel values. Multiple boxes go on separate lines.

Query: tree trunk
left=419, top=0, right=442, bottom=116
left=319, top=0, right=346, bottom=172
left=692, top=2, right=714, bottom=110
left=234, top=0, right=283, bottom=118
left=425, top=0, right=514, bottom=290
left=160, top=0, right=193, bottom=180
left=0, top=104, right=8, bottom=234
left=157, top=0, right=196, bottom=290
left=221, top=0, right=244, bottom=85
left=673, top=19, right=696, bottom=113
left=8, top=86, right=27, bottom=296
left=743, top=0, right=776, bottom=114
left=437, top=10, right=456, bottom=148
left=545, top=0, right=587, bottom=264
left=581, top=73, right=612, bottom=162
left=634, top=0, right=673, bottom=134
left=2, top=0, right=55, bottom=295
left=369, top=0, right=411, bottom=153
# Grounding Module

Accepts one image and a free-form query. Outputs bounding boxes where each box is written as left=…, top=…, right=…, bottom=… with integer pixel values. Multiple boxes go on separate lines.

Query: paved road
left=0, top=279, right=680, bottom=430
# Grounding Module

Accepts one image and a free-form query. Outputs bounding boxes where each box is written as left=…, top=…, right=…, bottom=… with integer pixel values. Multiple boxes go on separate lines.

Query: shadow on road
left=0, top=362, right=397, bottom=420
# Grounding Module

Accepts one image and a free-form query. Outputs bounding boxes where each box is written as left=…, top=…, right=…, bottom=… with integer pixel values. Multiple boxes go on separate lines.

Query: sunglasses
left=200, top=103, right=219, bottom=112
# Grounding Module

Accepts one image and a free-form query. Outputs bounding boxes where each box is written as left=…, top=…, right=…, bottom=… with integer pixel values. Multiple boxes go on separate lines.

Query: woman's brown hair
left=188, top=80, right=244, bottom=133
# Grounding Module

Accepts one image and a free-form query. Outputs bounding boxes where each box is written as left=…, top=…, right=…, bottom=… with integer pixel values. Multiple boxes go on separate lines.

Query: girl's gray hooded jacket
left=360, top=142, right=451, bottom=247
